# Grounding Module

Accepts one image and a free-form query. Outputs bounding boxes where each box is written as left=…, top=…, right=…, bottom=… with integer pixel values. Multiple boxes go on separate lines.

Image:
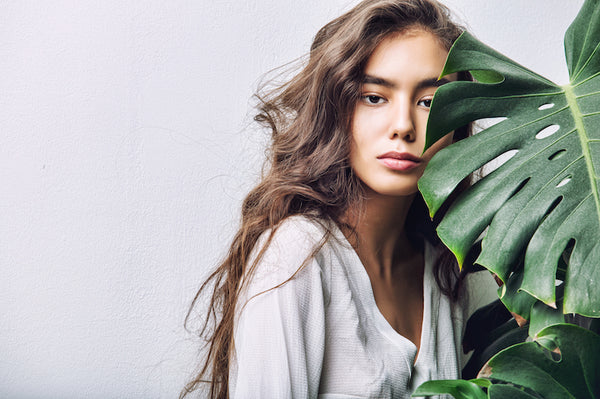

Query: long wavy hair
left=182, top=1, right=470, bottom=397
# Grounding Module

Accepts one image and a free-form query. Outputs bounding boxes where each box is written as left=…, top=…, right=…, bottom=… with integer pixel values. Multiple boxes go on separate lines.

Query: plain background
left=1, top=1, right=585, bottom=397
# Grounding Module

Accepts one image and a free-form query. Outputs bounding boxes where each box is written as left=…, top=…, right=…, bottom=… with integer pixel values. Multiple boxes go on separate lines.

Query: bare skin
left=344, top=31, right=456, bottom=359
left=344, top=193, right=425, bottom=353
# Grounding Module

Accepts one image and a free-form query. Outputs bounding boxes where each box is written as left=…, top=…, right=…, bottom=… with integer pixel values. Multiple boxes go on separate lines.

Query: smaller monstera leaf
left=412, top=379, right=489, bottom=399
left=480, top=324, right=600, bottom=399
left=498, top=268, right=566, bottom=338
left=415, top=324, right=600, bottom=399
left=461, top=299, right=529, bottom=379
left=418, top=0, right=600, bottom=317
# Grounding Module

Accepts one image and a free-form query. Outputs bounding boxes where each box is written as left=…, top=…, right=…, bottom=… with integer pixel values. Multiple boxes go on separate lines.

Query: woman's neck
left=344, top=191, right=420, bottom=278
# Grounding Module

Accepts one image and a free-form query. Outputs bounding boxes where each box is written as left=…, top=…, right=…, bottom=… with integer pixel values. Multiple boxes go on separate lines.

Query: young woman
left=184, top=0, right=480, bottom=397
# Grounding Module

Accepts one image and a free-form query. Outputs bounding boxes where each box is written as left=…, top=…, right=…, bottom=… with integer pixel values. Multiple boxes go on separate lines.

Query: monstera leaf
left=480, top=324, right=600, bottom=399
left=414, top=324, right=600, bottom=399
left=419, top=0, right=600, bottom=317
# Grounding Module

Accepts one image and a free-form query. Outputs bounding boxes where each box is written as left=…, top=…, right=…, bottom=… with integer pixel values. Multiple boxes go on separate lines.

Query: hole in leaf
left=470, top=70, right=505, bottom=84
left=539, top=196, right=563, bottom=227
left=545, top=196, right=563, bottom=217
left=475, top=226, right=489, bottom=243
left=539, top=103, right=555, bottom=110
left=538, top=196, right=563, bottom=230
left=536, top=124, right=560, bottom=139
left=509, top=177, right=530, bottom=199
left=474, top=117, right=507, bottom=133
left=556, top=176, right=571, bottom=188
left=542, top=346, right=562, bottom=363
left=556, top=239, right=574, bottom=282
left=548, top=149, right=566, bottom=160
left=481, top=149, right=518, bottom=176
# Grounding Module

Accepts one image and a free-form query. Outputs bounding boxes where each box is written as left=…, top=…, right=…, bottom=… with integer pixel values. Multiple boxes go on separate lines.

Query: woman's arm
left=229, top=218, right=329, bottom=399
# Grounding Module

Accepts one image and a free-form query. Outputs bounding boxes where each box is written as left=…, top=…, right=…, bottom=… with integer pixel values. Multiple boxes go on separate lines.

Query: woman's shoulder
left=244, top=215, right=334, bottom=293
left=273, top=214, right=329, bottom=237
left=257, top=215, right=331, bottom=256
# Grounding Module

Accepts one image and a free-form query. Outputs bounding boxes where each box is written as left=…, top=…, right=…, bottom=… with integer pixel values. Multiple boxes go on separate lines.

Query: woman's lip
left=377, top=151, right=423, bottom=162
left=377, top=152, right=423, bottom=171
left=378, top=158, right=421, bottom=171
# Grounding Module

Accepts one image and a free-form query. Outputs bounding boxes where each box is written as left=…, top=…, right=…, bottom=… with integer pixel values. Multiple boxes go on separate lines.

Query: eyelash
left=417, top=98, right=433, bottom=108
left=362, top=95, right=386, bottom=105
left=361, top=95, right=433, bottom=108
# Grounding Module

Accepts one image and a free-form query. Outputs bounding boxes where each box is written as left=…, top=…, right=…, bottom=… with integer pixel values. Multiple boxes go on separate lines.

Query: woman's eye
left=363, top=95, right=385, bottom=105
left=417, top=98, right=433, bottom=108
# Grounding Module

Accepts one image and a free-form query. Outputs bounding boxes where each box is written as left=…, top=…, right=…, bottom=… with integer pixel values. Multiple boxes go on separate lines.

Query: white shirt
left=229, top=216, right=492, bottom=398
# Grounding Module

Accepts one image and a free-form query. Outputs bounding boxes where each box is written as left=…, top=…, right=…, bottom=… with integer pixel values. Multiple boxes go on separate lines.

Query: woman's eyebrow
left=416, top=77, right=452, bottom=89
left=362, top=75, right=452, bottom=89
left=363, top=75, right=396, bottom=88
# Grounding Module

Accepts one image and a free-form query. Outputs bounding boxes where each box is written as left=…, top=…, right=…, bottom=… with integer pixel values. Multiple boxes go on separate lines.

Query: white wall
left=0, top=1, right=584, bottom=397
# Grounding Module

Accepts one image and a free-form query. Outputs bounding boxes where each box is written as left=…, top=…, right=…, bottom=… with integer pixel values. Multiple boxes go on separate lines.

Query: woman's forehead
left=363, top=31, right=451, bottom=85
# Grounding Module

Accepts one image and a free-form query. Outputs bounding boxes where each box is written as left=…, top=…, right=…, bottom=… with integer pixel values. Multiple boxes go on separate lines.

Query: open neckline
left=332, top=224, right=431, bottom=368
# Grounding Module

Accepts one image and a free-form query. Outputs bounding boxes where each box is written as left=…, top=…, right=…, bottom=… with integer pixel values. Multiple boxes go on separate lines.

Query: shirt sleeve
left=229, top=218, right=329, bottom=399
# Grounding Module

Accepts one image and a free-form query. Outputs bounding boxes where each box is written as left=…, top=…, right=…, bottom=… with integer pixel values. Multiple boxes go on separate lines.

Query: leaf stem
left=563, top=83, right=600, bottom=214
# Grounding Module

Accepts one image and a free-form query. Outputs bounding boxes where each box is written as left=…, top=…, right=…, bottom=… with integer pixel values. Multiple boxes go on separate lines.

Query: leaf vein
left=573, top=70, right=600, bottom=88
left=572, top=27, right=600, bottom=83
left=547, top=194, right=593, bottom=262
left=564, top=83, right=600, bottom=234
left=575, top=90, right=600, bottom=99
left=493, top=357, right=576, bottom=398
left=498, top=153, right=584, bottom=245
left=468, top=91, right=564, bottom=102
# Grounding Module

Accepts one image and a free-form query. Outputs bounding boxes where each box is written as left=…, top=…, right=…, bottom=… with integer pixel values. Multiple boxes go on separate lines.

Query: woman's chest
left=317, top=279, right=420, bottom=398
left=317, top=262, right=462, bottom=398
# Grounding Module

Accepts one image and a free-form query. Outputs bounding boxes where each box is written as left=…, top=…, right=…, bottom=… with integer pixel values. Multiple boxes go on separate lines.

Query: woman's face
left=350, top=30, right=456, bottom=198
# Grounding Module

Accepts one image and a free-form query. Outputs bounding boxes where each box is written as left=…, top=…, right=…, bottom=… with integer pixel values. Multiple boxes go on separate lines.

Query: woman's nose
left=389, top=103, right=416, bottom=142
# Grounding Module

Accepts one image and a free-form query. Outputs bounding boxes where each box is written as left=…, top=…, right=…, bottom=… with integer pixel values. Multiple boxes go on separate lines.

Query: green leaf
left=528, top=292, right=565, bottom=338
left=498, top=268, right=537, bottom=320
left=501, top=271, right=566, bottom=338
left=419, top=0, right=600, bottom=317
left=564, top=0, right=600, bottom=82
left=461, top=299, right=528, bottom=379
left=413, top=379, right=488, bottom=399
left=487, top=385, right=539, bottom=399
left=482, top=324, right=600, bottom=399
left=498, top=254, right=569, bottom=330
left=462, top=318, right=528, bottom=380
left=469, top=379, right=492, bottom=388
